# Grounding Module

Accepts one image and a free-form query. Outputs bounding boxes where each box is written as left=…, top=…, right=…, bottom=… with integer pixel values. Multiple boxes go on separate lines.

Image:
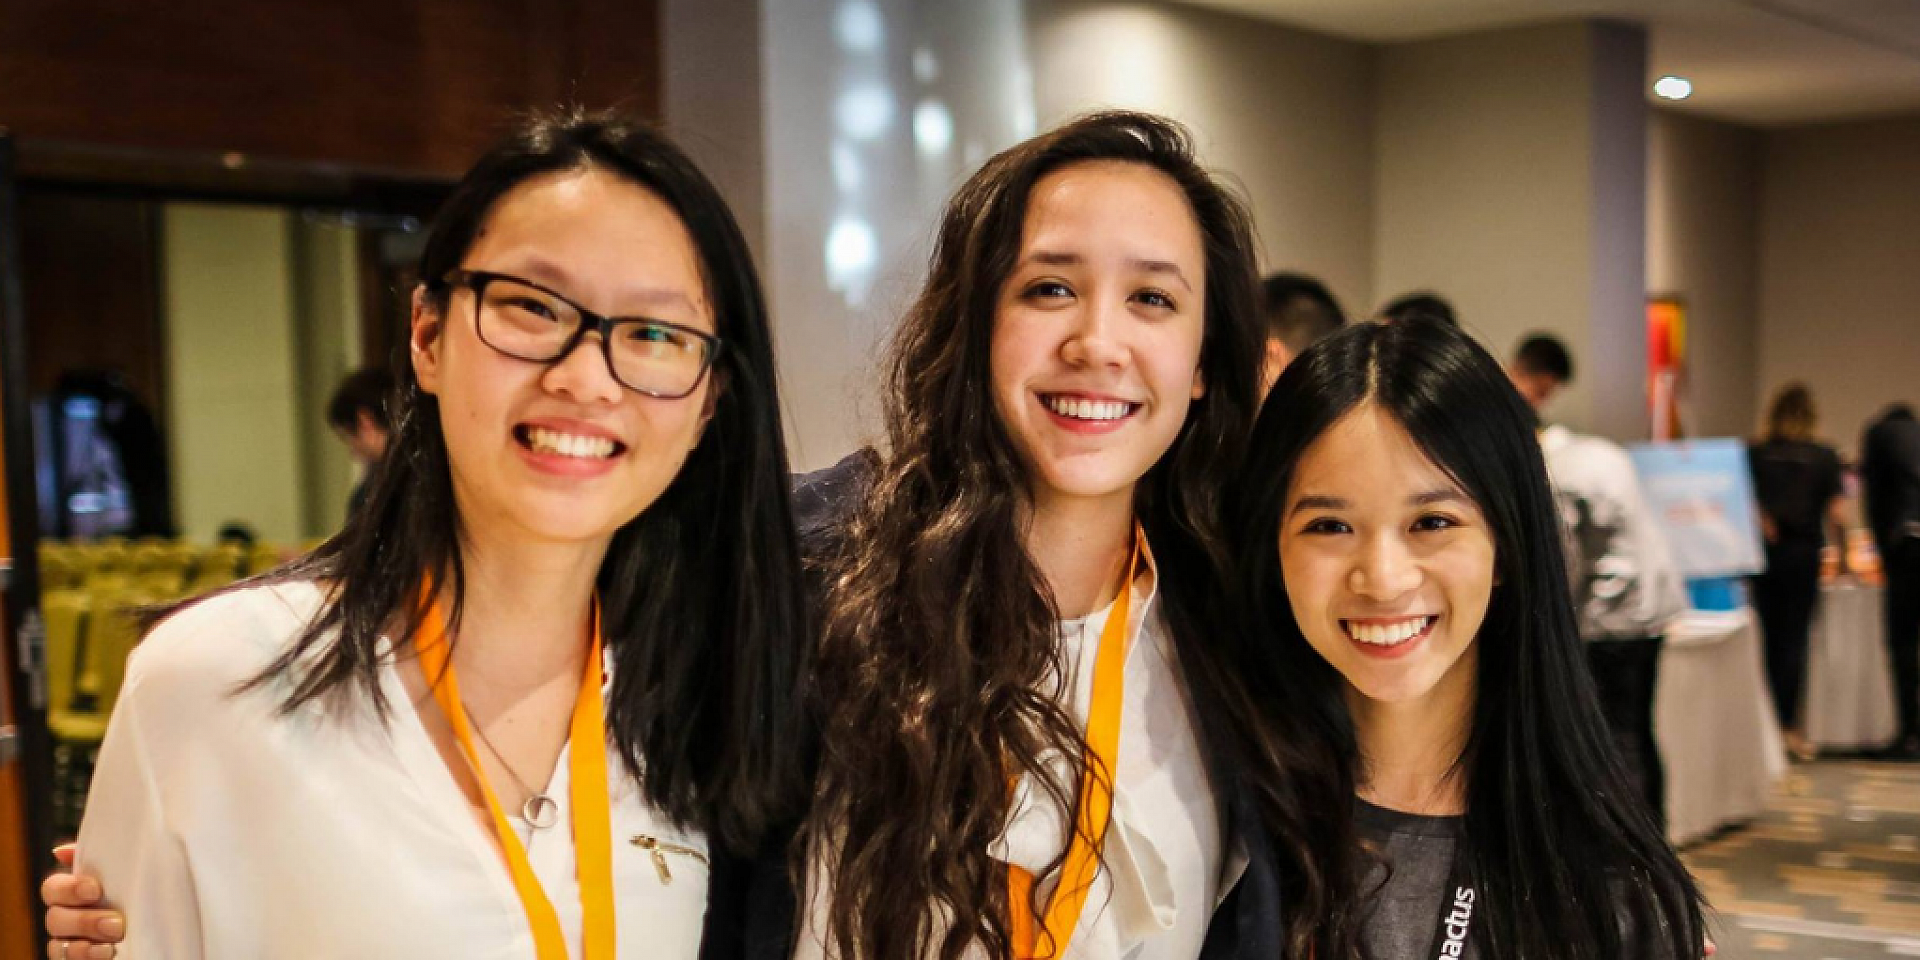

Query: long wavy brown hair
left=806, top=112, right=1334, bottom=960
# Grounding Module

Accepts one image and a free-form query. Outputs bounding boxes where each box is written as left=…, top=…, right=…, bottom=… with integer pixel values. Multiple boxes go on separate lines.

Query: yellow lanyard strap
left=1009, top=532, right=1141, bottom=960
left=417, top=594, right=617, bottom=960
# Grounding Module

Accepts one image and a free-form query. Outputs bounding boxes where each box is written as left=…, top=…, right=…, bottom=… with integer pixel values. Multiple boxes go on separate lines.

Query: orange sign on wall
left=1648, top=297, right=1688, bottom=442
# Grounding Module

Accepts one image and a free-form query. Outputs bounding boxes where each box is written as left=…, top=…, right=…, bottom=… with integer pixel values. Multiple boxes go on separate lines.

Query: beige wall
left=1374, top=21, right=1650, bottom=437
left=161, top=204, right=306, bottom=545
left=1028, top=0, right=1376, bottom=316
left=1646, top=109, right=1763, bottom=440
left=662, top=0, right=766, bottom=261
left=290, top=219, right=365, bottom=536
left=1583, top=22, right=1649, bottom=442
left=1759, top=115, right=1920, bottom=461
left=756, top=0, right=1037, bottom=470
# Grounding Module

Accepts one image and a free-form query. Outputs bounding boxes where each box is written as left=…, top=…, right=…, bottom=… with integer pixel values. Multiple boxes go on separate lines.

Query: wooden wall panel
left=0, top=0, right=660, bottom=178
left=17, top=193, right=167, bottom=418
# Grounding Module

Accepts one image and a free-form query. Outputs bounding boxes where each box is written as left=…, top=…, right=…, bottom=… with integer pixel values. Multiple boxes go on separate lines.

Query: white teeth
left=1346, top=617, right=1433, bottom=646
left=526, top=427, right=616, bottom=460
left=1046, top=396, right=1131, bottom=421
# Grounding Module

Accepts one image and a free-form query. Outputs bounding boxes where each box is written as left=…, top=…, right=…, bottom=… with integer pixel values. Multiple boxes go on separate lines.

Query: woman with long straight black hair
left=1228, top=317, right=1707, bottom=959
left=44, top=109, right=810, bottom=959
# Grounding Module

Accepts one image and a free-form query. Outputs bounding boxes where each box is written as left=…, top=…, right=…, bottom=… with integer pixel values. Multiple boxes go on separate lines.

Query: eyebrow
left=1288, top=489, right=1472, bottom=515
left=1411, top=489, right=1473, bottom=507
left=512, top=257, right=701, bottom=315
left=1023, top=250, right=1194, bottom=291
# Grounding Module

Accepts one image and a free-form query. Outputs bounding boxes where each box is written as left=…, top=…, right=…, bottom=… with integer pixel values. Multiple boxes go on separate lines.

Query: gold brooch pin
left=630, top=834, right=709, bottom=884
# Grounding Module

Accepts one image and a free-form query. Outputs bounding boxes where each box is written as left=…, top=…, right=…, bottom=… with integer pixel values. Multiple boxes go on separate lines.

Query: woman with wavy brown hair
left=800, top=111, right=1341, bottom=960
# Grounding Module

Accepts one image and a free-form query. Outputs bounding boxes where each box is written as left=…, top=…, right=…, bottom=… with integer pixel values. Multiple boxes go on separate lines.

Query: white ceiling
left=1168, top=0, right=1920, bottom=126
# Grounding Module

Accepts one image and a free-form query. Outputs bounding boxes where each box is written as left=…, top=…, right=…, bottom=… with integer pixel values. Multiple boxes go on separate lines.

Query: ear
left=410, top=286, right=446, bottom=396
left=1190, top=363, right=1206, bottom=401
left=692, top=369, right=725, bottom=448
left=1260, top=339, right=1294, bottom=396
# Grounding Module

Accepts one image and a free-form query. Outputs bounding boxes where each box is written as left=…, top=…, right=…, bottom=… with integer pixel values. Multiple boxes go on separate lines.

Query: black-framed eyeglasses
left=441, top=269, right=723, bottom=400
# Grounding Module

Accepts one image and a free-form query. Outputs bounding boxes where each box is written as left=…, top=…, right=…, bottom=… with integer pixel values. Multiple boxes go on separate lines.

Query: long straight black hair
left=218, top=109, right=810, bottom=851
left=1229, top=318, right=1706, bottom=958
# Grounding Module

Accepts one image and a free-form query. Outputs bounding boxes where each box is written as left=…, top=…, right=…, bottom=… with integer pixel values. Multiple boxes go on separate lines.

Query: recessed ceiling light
left=1653, top=76, right=1693, bottom=101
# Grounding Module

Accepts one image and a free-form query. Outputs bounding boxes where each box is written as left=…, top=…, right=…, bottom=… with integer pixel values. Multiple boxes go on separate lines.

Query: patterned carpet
left=1685, top=759, right=1920, bottom=957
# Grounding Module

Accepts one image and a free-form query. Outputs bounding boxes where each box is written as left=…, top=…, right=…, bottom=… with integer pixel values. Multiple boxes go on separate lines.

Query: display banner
left=1628, top=438, right=1765, bottom=579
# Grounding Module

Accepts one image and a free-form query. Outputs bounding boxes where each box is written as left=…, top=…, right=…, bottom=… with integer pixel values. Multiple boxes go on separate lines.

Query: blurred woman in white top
left=68, top=110, right=811, bottom=960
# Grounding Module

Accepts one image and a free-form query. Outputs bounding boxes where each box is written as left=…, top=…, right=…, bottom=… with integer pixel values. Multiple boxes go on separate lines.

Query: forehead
left=464, top=167, right=712, bottom=324
left=1289, top=404, right=1467, bottom=504
left=1019, top=160, right=1204, bottom=266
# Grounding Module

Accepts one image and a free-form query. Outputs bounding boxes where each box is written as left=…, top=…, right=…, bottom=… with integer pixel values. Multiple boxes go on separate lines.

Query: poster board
left=1628, top=438, right=1765, bottom=579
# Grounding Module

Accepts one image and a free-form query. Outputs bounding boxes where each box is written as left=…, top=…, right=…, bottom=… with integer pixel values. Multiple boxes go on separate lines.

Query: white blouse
left=75, top=581, right=710, bottom=960
left=798, top=550, right=1247, bottom=960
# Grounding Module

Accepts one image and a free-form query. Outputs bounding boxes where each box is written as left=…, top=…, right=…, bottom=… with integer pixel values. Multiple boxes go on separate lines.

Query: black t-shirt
left=1748, top=438, right=1843, bottom=546
left=1356, top=798, right=1475, bottom=960
left=1355, top=798, right=1690, bottom=960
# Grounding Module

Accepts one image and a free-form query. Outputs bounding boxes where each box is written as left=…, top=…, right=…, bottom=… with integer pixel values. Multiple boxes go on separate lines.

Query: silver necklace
left=460, top=702, right=560, bottom=830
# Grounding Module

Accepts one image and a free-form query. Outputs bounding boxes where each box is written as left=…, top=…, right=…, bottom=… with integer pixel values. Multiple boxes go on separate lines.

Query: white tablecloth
left=1656, top=609, right=1788, bottom=846
left=1803, top=582, right=1898, bottom=750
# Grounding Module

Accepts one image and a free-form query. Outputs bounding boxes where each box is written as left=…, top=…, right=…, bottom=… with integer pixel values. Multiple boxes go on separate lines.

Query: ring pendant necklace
left=462, top=701, right=562, bottom=830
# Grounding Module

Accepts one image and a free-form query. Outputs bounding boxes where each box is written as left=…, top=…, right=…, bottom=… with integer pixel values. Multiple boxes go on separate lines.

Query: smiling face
left=412, top=166, right=717, bottom=551
left=1278, top=403, right=1497, bottom=709
left=989, top=160, right=1208, bottom=511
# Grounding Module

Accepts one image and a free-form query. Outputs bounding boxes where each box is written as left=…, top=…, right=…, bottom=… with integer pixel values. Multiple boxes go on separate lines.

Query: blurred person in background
left=1509, top=332, right=1687, bottom=828
left=327, top=366, right=397, bottom=514
left=1748, top=382, right=1846, bottom=761
left=1377, top=290, right=1457, bottom=328
left=1258, top=271, right=1345, bottom=394
left=1863, top=402, right=1920, bottom=758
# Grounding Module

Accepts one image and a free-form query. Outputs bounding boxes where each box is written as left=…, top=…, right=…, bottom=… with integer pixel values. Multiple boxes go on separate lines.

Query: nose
left=541, top=332, right=625, bottom=406
left=1058, top=296, right=1128, bottom=369
left=1348, top=532, right=1422, bottom=601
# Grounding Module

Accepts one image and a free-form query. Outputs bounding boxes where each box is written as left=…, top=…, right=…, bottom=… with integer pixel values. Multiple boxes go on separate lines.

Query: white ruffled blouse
left=798, top=544, right=1248, bottom=960
left=990, top=548, right=1246, bottom=960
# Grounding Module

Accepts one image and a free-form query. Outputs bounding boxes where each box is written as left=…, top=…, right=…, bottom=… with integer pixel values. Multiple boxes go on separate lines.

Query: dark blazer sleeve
left=1200, top=777, right=1285, bottom=960
left=700, top=822, right=803, bottom=960
left=791, top=449, right=877, bottom=547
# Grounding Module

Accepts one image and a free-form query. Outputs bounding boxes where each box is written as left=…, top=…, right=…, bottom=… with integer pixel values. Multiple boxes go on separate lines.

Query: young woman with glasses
left=40, top=110, right=810, bottom=959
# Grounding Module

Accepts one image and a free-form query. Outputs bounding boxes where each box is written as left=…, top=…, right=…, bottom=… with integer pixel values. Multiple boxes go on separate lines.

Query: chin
left=511, top=502, right=637, bottom=545
left=1348, top=673, right=1442, bottom=705
left=1030, top=458, right=1156, bottom=502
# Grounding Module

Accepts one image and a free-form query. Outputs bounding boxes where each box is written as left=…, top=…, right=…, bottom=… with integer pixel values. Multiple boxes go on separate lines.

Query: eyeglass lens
left=476, top=277, right=712, bottom=396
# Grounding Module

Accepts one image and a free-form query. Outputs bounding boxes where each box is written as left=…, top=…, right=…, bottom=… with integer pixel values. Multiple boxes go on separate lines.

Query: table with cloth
left=1803, top=581, right=1898, bottom=750
left=1655, top=608, right=1788, bottom=846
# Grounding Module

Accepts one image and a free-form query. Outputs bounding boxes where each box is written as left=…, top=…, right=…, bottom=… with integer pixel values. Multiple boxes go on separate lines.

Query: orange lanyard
left=1009, top=532, right=1141, bottom=960
left=417, top=594, right=617, bottom=960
